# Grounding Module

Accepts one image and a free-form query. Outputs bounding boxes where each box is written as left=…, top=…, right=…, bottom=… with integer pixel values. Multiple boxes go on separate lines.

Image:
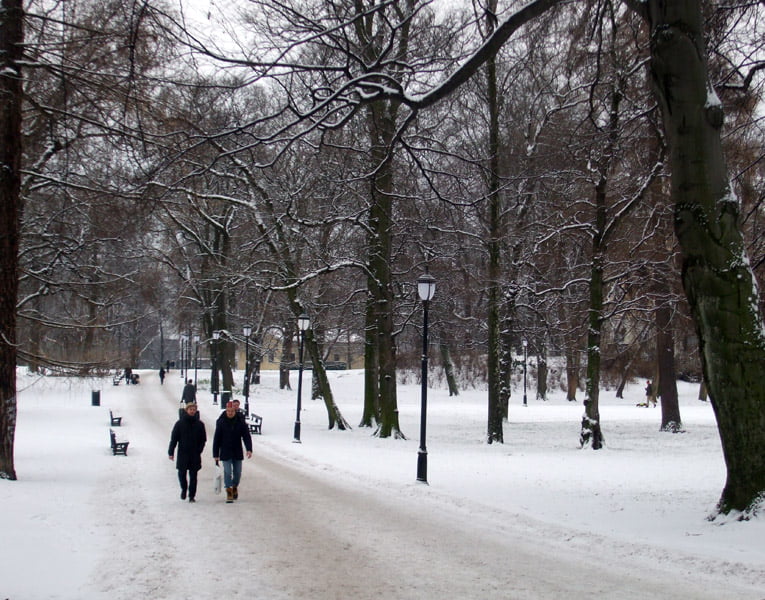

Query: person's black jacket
left=168, top=412, right=207, bottom=471
left=213, top=412, right=252, bottom=461
left=181, top=383, right=196, bottom=404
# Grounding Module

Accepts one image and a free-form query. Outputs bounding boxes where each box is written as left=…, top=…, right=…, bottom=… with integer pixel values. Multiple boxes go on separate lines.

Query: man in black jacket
left=168, top=403, right=207, bottom=502
left=213, top=401, right=252, bottom=503
left=181, top=379, right=196, bottom=404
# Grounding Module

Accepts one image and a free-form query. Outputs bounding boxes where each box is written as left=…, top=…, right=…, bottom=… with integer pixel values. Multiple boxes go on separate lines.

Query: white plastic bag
left=213, top=462, right=222, bottom=495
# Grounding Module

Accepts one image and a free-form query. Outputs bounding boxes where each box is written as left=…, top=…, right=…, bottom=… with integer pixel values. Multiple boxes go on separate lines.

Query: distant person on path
left=159, top=366, right=165, bottom=385
left=644, top=380, right=656, bottom=407
left=181, top=379, right=196, bottom=404
left=168, top=402, right=207, bottom=502
left=166, top=359, right=170, bottom=372
left=213, top=401, right=253, bottom=503
left=124, top=367, right=132, bottom=385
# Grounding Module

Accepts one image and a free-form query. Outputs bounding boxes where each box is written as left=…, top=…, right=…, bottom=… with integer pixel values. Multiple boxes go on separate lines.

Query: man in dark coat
left=181, top=379, right=196, bottom=404
left=168, top=403, right=207, bottom=502
left=213, top=401, right=252, bottom=503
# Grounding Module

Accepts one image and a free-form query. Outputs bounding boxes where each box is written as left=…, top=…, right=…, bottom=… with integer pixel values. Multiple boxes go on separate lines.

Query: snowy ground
left=2, top=368, right=763, bottom=599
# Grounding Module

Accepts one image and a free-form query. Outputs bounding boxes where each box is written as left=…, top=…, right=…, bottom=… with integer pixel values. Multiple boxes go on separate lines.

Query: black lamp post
left=522, top=338, right=528, bottom=406
left=417, top=271, right=436, bottom=484
left=186, top=330, right=192, bottom=382
left=180, top=334, right=187, bottom=379
left=212, top=330, right=221, bottom=405
left=293, top=313, right=310, bottom=443
left=193, top=334, right=200, bottom=389
left=243, top=325, right=252, bottom=416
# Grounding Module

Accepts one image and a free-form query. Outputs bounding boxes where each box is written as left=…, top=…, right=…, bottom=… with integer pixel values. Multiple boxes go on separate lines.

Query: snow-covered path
left=64, top=372, right=755, bottom=599
left=4, top=369, right=763, bottom=599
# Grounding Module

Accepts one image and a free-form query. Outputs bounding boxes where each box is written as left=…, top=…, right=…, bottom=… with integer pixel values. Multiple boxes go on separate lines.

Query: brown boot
left=232, top=486, right=238, bottom=500
left=225, top=487, right=234, bottom=503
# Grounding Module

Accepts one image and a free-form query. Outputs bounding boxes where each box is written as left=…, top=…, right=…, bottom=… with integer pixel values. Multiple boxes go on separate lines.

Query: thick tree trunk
left=485, top=6, right=504, bottom=443
left=439, top=342, right=459, bottom=397
left=366, top=102, right=403, bottom=439
left=579, top=70, right=627, bottom=450
left=0, top=0, right=24, bottom=480
left=565, top=347, right=580, bottom=401
left=580, top=256, right=605, bottom=450
left=279, top=321, right=293, bottom=390
left=0, top=0, right=23, bottom=481
left=368, top=188, right=400, bottom=438
left=498, top=317, right=513, bottom=419
left=655, top=280, right=682, bottom=431
left=487, top=279, right=502, bottom=442
left=220, top=338, right=235, bottom=394
left=536, top=345, right=548, bottom=401
left=360, top=305, right=378, bottom=427
left=580, top=121, right=615, bottom=450
left=646, top=0, right=765, bottom=514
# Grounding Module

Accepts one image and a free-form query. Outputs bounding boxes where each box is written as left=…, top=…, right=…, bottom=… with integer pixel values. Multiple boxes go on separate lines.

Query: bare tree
left=198, top=0, right=765, bottom=512
left=0, top=0, right=24, bottom=480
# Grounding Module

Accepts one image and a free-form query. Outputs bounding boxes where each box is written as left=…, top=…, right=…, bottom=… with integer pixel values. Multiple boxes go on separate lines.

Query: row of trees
left=1, top=0, right=763, bottom=516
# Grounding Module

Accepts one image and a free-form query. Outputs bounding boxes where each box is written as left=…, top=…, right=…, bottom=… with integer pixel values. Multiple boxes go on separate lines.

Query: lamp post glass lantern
left=243, top=326, right=252, bottom=416
left=417, top=272, right=436, bottom=483
left=417, top=272, right=436, bottom=302
left=293, top=314, right=310, bottom=443
left=212, top=330, right=221, bottom=405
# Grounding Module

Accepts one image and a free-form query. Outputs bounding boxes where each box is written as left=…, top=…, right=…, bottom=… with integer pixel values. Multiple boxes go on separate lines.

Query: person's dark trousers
left=178, top=469, right=199, bottom=500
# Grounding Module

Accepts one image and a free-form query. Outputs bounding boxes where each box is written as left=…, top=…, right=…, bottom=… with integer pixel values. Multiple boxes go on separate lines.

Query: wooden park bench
left=247, top=414, right=263, bottom=435
left=109, top=429, right=129, bottom=456
left=109, top=410, right=122, bottom=426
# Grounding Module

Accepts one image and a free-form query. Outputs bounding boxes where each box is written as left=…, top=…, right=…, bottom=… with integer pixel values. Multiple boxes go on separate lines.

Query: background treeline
left=10, top=0, right=764, bottom=450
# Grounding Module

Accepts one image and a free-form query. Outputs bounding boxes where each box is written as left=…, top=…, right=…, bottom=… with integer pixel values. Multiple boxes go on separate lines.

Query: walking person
left=168, top=403, right=207, bottom=502
left=159, top=366, right=165, bottom=385
left=181, top=378, right=196, bottom=404
left=644, top=380, right=656, bottom=407
left=213, top=401, right=253, bottom=503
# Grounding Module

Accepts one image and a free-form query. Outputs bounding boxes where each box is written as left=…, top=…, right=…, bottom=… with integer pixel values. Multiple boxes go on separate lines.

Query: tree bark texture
left=0, top=0, right=23, bottom=480
left=536, top=346, right=548, bottom=401
left=280, top=327, right=293, bottom=391
left=580, top=254, right=605, bottom=450
left=366, top=101, right=403, bottom=439
left=580, top=89, right=618, bottom=450
left=655, top=274, right=682, bottom=431
left=646, top=0, right=765, bottom=514
left=565, top=347, right=580, bottom=402
left=360, top=305, right=378, bottom=427
left=439, top=342, right=459, bottom=397
left=485, top=4, right=504, bottom=444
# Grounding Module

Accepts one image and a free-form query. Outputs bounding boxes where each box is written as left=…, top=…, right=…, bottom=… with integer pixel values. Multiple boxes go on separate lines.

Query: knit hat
left=226, top=401, right=234, bottom=409
left=185, top=402, right=197, bottom=409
